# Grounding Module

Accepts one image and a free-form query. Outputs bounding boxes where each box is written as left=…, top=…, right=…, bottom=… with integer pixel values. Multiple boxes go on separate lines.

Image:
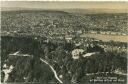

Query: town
left=1, top=10, right=127, bottom=84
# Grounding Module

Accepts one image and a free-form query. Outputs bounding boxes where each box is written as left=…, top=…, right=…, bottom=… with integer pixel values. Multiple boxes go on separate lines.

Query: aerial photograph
left=1, top=1, right=128, bottom=84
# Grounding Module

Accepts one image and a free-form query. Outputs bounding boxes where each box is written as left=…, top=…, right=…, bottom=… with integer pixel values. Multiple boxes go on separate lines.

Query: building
left=71, top=49, right=84, bottom=60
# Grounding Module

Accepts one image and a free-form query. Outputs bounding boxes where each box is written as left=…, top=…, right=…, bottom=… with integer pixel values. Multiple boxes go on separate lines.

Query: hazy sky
left=1, top=1, right=128, bottom=10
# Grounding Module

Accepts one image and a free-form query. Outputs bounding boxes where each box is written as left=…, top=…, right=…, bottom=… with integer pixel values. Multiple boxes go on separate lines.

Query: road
left=40, top=58, right=63, bottom=84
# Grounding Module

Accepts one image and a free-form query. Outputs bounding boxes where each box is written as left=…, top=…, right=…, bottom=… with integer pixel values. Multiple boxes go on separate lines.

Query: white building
left=65, top=37, right=72, bottom=42
left=71, top=49, right=84, bottom=60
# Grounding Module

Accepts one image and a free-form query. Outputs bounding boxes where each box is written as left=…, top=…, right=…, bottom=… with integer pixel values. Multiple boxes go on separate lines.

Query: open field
left=81, top=34, right=128, bottom=42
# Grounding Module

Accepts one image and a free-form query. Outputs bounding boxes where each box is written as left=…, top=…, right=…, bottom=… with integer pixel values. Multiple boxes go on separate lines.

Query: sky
left=1, top=1, right=128, bottom=10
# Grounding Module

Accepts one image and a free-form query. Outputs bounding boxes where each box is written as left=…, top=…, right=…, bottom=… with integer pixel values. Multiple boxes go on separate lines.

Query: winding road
left=40, top=58, right=63, bottom=84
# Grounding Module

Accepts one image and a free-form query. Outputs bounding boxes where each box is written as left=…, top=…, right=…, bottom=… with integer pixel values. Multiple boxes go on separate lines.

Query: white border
left=1, top=0, right=128, bottom=1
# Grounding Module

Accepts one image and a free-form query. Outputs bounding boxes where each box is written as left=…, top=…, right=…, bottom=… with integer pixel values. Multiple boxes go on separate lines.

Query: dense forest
left=1, top=36, right=127, bottom=83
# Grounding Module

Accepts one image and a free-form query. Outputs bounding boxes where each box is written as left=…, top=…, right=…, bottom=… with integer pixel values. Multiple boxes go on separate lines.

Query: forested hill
left=1, top=10, right=128, bottom=37
left=1, top=36, right=127, bottom=83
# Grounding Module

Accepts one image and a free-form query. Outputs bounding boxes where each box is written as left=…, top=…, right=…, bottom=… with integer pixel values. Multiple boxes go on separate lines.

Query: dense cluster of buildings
left=2, top=11, right=128, bottom=38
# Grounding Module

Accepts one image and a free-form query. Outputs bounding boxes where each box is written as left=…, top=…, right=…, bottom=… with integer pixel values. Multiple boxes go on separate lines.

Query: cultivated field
left=81, top=33, right=128, bottom=42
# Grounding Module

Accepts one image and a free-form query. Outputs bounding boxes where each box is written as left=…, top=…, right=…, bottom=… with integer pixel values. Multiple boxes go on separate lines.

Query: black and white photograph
left=1, top=1, right=128, bottom=84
